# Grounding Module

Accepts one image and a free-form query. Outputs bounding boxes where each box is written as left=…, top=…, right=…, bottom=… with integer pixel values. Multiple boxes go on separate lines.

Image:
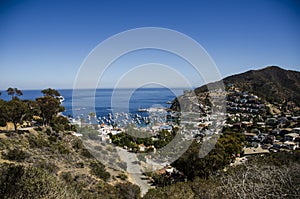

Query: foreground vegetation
left=1, top=126, right=299, bottom=198
left=0, top=88, right=69, bottom=132
left=0, top=128, right=140, bottom=199
left=144, top=151, right=300, bottom=199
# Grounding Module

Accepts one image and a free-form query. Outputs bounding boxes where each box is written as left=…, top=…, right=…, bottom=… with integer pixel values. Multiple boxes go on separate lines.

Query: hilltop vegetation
left=195, top=66, right=300, bottom=107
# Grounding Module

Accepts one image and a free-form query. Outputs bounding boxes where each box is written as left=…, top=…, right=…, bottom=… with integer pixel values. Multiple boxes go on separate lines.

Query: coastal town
left=68, top=82, right=300, bottom=189
left=72, top=83, right=300, bottom=155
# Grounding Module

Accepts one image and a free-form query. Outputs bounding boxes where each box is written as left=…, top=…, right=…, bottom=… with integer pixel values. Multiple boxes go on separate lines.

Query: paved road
left=117, top=148, right=153, bottom=196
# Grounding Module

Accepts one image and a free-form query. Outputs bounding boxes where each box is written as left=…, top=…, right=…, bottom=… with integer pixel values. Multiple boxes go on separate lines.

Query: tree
left=36, top=89, right=65, bottom=126
left=50, top=115, right=71, bottom=132
left=172, top=131, right=244, bottom=180
left=6, top=87, right=14, bottom=96
left=36, top=97, right=63, bottom=126
left=115, top=182, right=141, bottom=199
left=41, top=88, right=60, bottom=97
left=0, top=98, right=32, bottom=132
left=23, top=99, right=40, bottom=117
left=6, top=87, right=23, bottom=99
left=0, top=99, right=6, bottom=127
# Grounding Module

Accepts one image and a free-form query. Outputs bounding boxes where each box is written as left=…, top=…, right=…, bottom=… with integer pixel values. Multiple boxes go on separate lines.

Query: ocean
left=0, top=88, right=184, bottom=119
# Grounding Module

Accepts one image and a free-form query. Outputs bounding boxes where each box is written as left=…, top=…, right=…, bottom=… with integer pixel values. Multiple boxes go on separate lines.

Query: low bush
left=34, top=160, right=59, bottom=174
left=116, top=173, right=128, bottom=180
left=90, top=161, right=110, bottom=181
left=81, top=148, right=93, bottom=158
left=2, top=148, right=30, bottom=162
left=0, top=164, right=71, bottom=199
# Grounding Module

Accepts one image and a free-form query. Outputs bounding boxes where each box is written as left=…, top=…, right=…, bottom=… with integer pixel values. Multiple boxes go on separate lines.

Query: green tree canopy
left=0, top=98, right=32, bottom=132
left=36, top=96, right=64, bottom=126
left=6, top=87, right=23, bottom=99
left=0, top=99, right=6, bottom=127
left=172, top=131, right=244, bottom=180
left=41, top=88, right=61, bottom=97
left=36, top=89, right=64, bottom=126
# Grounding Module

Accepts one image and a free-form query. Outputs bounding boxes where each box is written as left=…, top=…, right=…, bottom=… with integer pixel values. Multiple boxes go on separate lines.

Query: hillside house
left=284, top=133, right=299, bottom=142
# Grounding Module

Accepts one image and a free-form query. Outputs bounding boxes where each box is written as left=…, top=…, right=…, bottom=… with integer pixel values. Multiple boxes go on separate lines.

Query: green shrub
left=2, top=148, right=30, bottom=162
left=115, top=182, right=141, bottom=199
left=28, top=134, right=49, bottom=148
left=52, top=143, right=70, bottom=154
left=61, top=171, right=73, bottom=184
left=72, top=138, right=84, bottom=150
left=116, top=173, right=128, bottom=180
left=89, top=161, right=110, bottom=181
left=45, top=128, right=52, bottom=136
left=51, top=116, right=70, bottom=132
left=81, top=148, right=93, bottom=158
left=48, top=135, right=58, bottom=142
left=76, top=162, right=85, bottom=168
left=34, top=160, right=59, bottom=174
left=0, top=164, right=70, bottom=199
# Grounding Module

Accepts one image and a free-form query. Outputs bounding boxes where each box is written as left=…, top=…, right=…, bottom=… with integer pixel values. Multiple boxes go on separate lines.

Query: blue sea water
left=0, top=88, right=184, bottom=118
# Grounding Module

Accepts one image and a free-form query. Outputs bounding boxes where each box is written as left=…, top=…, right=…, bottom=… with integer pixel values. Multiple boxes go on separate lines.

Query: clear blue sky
left=0, top=0, right=299, bottom=89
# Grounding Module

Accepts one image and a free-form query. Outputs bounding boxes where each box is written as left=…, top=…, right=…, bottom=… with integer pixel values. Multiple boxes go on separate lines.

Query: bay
left=0, top=88, right=184, bottom=118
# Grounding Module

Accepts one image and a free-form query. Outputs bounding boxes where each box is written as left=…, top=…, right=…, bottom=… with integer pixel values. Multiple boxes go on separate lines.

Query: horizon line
left=0, top=87, right=194, bottom=91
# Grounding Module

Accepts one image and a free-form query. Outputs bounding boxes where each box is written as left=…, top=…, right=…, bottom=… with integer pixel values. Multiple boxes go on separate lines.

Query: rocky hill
left=195, top=66, right=300, bottom=106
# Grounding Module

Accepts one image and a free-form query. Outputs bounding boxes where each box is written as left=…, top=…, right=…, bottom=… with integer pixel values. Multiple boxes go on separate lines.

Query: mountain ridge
left=194, top=66, right=300, bottom=106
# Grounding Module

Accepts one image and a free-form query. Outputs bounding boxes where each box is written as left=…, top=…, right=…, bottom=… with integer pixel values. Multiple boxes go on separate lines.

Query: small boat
left=138, top=107, right=148, bottom=112
left=166, top=101, right=172, bottom=104
left=134, top=114, right=142, bottom=118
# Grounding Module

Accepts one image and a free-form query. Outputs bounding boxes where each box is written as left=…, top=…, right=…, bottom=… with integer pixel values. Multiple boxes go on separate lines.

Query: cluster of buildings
left=242, top=123, right=300, bottom=153
left=226, top=86, right=266, bottom=114
left=224, top=85, right=300, bottom=155
left=71, top=84, right=300, bottom=162
left=174, top=85, right=300, bottom=156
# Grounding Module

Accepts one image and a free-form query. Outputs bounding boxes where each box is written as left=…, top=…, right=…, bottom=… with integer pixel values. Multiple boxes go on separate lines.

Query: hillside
left=195, top=66, right=300, bottom=106
left=0, top=128, right=140, bottom=199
